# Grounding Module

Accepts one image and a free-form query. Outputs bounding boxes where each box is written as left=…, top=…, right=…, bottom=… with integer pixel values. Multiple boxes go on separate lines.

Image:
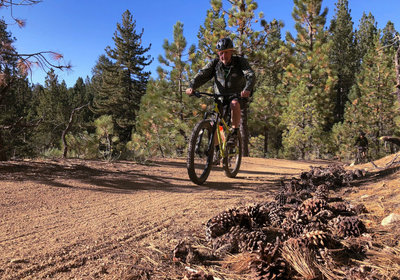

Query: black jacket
left=355, top=136, right=368, bottom=148
left=190, top=56, right=256, bottom=96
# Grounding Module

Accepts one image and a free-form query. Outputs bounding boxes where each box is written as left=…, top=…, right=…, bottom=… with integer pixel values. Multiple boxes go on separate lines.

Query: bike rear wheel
left=187, top=120, right=214, bottom=185
left=223, top=131, right=242, bottom=178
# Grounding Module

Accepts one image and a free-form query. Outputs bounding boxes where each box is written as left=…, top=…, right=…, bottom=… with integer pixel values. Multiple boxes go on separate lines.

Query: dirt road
left=0, top=157, right=330, bottom=279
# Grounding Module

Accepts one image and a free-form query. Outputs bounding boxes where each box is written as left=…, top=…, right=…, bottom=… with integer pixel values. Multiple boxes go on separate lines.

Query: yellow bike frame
left=213, top=102, right=232, bottom=159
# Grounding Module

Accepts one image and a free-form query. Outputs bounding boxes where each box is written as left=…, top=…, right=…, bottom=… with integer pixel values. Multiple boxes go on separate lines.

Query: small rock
left=10, top=258, right=29, bottom=264
left=381, top=213, right=400, bottom=226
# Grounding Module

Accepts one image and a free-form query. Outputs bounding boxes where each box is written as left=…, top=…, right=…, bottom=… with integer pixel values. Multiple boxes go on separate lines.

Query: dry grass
left=340, top=153, right=400, bottom=278
left=221, top=252, right=256, bottom=274
left=281, top=242, right=319, bottom=280
left=355, top=243, right=400, bottom=279
left=346, top=153, right=400, bottom=221
left=313, top=262, right=344, bottom=280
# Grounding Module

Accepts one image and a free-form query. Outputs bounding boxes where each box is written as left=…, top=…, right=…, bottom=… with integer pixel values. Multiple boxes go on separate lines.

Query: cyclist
left=355, top=131, right=368, bottom=163
left=186, top=37, right=256, bottom=164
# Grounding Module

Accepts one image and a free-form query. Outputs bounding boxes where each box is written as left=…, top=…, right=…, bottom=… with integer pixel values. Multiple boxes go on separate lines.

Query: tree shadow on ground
left=352, top=165, right=400, bottom=187
left=0, top=159, right=284, bottom=194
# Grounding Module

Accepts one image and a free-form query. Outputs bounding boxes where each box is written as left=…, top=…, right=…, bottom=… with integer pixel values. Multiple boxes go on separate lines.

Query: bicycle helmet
left=216, top=37, right=234, bottom=51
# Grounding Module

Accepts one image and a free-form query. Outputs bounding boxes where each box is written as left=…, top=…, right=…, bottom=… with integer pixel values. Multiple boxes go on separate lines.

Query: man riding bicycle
left=355, top=131, right=368, bottom=164
left=186, top=37, right=256, bottom=164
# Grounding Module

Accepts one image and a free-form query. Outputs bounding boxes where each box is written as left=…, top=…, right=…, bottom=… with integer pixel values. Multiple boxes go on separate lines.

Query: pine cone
left=250, top=238, right=289, bottom=280
left=343, top=265, right=380, bottom=280
left=205, top=208, right=247, bottom=240
left=251, top=258, right=288, bottom=280
left=283, top=178, right=305, bottom=193
left=313, top=209, right=334, bottom=223
left=238, top=229, right=268, bottom=253
left=246, top=204, right=269, bottom=227
left=285, top=230, right=337, bottom=251
left=301, top=230, right=333, bottom=248
left=281, top=210, right=308, bottom=238
left=314, top=184, right=329, bottom=200
left=300, top=198, right=327, bottom=218
left=328, top=201, right=355, bottom=216
left=267, top=202, right=286, bottom=227
left=303, top=220, right=327, bottom=234
left=211, top=225, right=244, bottom=255
left=330, top=216, right=366, bottom=238
left=275, top=192, right=287, bottom=206
left=173, top=240, right=201, bottom=264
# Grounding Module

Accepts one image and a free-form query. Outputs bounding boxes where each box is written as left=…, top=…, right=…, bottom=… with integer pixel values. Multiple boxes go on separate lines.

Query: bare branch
left=0, top=116, right=42, bottom=130
left=0, top=0, right=71, bottom=76
left=0, top=0, right=42, bottom=7
left=1, top=49, right=71, bottom=78
left=62, top=103, right=90, bottom=158
left=1, top=0, right=42, bottom=27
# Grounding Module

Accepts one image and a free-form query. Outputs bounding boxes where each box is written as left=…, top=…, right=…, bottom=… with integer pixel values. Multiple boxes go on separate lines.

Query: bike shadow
left=204, top=179, right=282, bottom=193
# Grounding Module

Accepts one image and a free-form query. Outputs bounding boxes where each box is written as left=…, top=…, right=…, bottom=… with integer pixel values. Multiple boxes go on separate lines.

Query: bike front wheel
left=187, top=120, right=214, bottom=185
left=223, top=131, right=242, bottom=178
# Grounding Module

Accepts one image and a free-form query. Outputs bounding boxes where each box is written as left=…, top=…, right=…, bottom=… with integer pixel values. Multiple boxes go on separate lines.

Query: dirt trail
left=0, top=157, right=331, bottom=279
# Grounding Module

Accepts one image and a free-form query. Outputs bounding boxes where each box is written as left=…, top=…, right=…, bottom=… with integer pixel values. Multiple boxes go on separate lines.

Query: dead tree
left=62, top=103, right=89, bottom=158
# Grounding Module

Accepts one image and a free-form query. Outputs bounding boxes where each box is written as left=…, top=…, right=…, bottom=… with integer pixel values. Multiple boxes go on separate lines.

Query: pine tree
left=333, top=33, right=398, bottom=160
left=223, top=0, right=267, bottom=60
left=328, top=0, right=357, bottom=123
left=131, top=79, right=177, bottom=158
left=157, top=21, right=198, bottom=154
left=281, top=0, right=336, bottom=159
left=94, top=115, right=119, bottom=161
left=0, top=19, right=21, bottom=160
left=355, top=12, right=377, bottom=69
left=381, top=21, right=399, bottom=49
left=60, top=77, right=94, bottom=158
left=29, top=70, right=71, bottom=156
left=70, top=77, right=93, bottom=125
left=37, top=71, right=69, bottom=142
left=92, top=10, right=152, bottom=146
left=249, top=19, right=286, bottom=157
left=132, top=22, right=200, bottom=157
left=197, top=3, right=229, bottom=62
left=0, top=77, right=34, bottom=159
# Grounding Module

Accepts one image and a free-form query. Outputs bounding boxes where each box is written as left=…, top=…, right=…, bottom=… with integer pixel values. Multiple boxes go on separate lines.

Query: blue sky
left=3, top=0, right=400, bottom=87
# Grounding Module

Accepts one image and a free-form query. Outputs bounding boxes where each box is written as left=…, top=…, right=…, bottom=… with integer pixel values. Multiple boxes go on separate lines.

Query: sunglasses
left=217, top=50, right=233, bottom=56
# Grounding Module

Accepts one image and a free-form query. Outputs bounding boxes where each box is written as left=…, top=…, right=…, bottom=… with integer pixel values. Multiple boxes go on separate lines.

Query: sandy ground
left=0, top=157, right=330, bottom=279
left=2, top=156, right=398, bottom=279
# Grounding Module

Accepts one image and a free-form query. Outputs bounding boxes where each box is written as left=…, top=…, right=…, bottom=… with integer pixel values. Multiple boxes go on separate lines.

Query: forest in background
left=1, top=0, right=400, bottom=162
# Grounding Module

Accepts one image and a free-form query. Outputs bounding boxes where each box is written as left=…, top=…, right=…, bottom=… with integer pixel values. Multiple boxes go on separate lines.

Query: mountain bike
left=355, top=146, right=368, bottom=164
left=187, top=92, right=242, bottom=185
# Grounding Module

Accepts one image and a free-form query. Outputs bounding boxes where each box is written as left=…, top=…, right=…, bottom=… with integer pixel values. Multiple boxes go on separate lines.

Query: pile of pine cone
left=177, top=165, right=374, bottom=280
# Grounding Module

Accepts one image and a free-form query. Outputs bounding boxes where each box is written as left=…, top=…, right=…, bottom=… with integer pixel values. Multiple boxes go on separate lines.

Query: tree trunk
left=395, top=39, right=400, bottom=103
left=0, top=130, right=7, bottom=161
left=263, top=128, right=268, bottom=158
left=62, top=103, right=89, bottom=158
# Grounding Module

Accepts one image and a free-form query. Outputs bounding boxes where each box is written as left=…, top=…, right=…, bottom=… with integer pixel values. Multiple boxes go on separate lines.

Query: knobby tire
left=187, top=120, right=214, bottom=185
left=223, top=131, right=242, bottom=178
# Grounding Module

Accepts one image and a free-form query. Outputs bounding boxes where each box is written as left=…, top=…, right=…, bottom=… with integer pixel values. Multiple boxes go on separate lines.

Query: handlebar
left=193, top=92, right=213, bottom=98
left=192, top=92, right=242, bottom=99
